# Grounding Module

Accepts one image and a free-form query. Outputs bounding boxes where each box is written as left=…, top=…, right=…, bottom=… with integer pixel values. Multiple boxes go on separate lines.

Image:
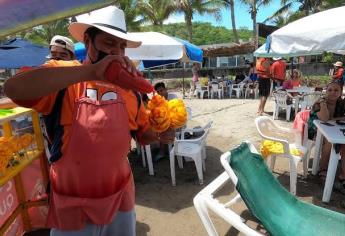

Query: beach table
left=311, top=120, right=345, bottom=202
left=0, top=108, right=49, bottom=235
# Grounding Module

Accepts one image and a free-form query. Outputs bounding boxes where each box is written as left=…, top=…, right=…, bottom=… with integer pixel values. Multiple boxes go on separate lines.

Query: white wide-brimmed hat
left=68, top=6, right=141, bottom=48
left=334, top=61, right=343, bottom=67
left=273, top=57, right=282, bottom=60
left=50, top=35, right=75, bottom=53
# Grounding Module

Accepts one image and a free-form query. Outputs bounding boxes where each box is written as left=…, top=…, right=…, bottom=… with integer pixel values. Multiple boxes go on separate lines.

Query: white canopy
left=125, top=32, right=185, bottom=61
left=254, top=6, right=345, bottom=57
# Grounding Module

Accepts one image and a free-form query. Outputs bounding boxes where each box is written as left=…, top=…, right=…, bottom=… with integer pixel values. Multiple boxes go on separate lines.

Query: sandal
left=334, top=178, right=345, bottom=195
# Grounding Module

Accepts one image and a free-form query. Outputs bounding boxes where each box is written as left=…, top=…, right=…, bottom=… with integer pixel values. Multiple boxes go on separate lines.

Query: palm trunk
left=185, top=14, right=193, bottom=42
left=230, top=0, right=239, bottom=43
left=251, top=1, right=258, bottom=49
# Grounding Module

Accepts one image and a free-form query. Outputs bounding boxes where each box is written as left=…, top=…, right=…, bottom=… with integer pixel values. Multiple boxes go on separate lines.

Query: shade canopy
left=254, top=6, right=345, bottom=57
left=0, top=0, right=114, bottom=38
left=74, top=32, right=203, bottom=69
left=0, top=39, right=49, bottom=69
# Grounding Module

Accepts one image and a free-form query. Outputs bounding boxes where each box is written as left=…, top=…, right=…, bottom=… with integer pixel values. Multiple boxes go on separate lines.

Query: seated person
left=154, top=82, right=177, bottom=100
left=283, top=69, right=302, bottom=90
left=307, top=82, right=345, bottom=192
left=154, top=82, right=176, bottom=160
left=234, top=70, right=245, bottom=84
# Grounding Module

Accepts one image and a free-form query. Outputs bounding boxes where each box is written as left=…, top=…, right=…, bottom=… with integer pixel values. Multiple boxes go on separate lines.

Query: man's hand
left=93, top=55, right=142, bottom=81
left=158, top=128, right=175, bottom=144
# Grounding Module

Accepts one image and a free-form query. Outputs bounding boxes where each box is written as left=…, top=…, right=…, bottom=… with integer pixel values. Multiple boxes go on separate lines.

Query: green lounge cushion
left=229, top=142, right=345, bottom=236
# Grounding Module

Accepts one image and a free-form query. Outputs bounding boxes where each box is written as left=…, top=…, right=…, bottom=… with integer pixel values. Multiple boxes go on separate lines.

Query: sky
left=164, top=2, right=298, bottom=29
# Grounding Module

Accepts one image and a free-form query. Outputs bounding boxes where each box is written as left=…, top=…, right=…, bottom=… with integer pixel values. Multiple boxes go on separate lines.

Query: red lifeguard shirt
left=333, top=67, right=344, bottom=81
left=271, top=60, right=286, bottom=81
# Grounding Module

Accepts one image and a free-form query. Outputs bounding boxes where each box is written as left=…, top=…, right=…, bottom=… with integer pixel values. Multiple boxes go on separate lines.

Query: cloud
left=163, top=13, right=185, bottom=25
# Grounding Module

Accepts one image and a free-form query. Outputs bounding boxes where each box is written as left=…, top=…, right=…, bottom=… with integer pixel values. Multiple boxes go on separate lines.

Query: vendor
left=5, top=6, right=174, bottom=236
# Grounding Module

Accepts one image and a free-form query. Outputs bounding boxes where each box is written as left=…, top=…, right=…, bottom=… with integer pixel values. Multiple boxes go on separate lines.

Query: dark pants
left=258, top=77, right=271, bottom=97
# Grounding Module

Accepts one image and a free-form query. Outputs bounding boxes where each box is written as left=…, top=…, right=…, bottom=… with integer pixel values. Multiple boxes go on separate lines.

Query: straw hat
left=68, top=6, right=141, bottom=48
left=333, top=61, right=343, bottom=67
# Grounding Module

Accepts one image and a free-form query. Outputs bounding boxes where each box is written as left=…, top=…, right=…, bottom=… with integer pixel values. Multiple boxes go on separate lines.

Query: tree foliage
left=141, top=22, right=253, bottom=45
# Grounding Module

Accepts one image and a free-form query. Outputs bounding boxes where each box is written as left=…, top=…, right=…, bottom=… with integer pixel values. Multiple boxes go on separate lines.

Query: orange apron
left=46, top=83, right=134, bottom=230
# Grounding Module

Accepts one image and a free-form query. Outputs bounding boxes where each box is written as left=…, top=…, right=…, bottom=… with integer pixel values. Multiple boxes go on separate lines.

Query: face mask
left=89, top=40, right=109, bottom=64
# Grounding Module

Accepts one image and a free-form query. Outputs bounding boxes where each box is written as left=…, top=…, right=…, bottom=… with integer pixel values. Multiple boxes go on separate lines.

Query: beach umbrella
left=0, top=0, right=114, bottom=38
left=254, top=6, right=345, bottom=57
left=74, top=32, right=203, bottom=68
left=126, top=32, right=203, bottom=68
left=0, top=38, right=49, bottom=68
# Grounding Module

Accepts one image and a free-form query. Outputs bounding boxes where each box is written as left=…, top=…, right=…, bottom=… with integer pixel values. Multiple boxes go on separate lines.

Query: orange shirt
left=270, top=60, right=286, bottom=81
left=14, top=60, right=150, bottom=157
left=333, top=67, right=344, bottom=80
left=256, top=58, right=270, bottom=79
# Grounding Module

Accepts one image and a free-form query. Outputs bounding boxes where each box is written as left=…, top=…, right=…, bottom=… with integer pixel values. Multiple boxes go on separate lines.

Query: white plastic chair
left=169, top=121, right=213, bottom=186
left=273, top=90, right=293, bottom=121
left=210, top=83, right=222, bottom=99
left=140, top=144, right=154, bottom=176
left=195, top=82, right=208, bottom=99
left=255, top=116, right=308, bottom=195
left=300, top=91, right=322, bottom=111
left=231, top=83, right=245, bottom=98
left=193, top=141, right=263, bottom=236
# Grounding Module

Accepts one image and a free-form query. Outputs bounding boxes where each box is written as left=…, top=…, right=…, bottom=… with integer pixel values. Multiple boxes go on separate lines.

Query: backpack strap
left=130, top=91, right=142, bottom=139
left=42, top=88, right=66, bottom=163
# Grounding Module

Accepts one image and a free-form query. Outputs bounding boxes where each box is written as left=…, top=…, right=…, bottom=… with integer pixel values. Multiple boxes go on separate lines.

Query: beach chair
left=300, top=91, right=322, bottom=111
left=169, top=121, right=212, bottom=186
left=195, top=82, right=208, bottom=99
left=255, top=116, right=307, bottom=194
left=193, top=141, right=345, bottom=236
left=273, top=90, right=294, bottom=121
left=210, top=83, right=222, bottom=99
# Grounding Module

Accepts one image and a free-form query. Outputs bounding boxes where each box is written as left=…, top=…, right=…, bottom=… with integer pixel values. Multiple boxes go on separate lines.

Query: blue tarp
left=0, top=38, right=49, bottom=69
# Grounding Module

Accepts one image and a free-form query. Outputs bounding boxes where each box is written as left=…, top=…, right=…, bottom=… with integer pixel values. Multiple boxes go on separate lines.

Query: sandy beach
left=131, top=95, right=345, bottom=236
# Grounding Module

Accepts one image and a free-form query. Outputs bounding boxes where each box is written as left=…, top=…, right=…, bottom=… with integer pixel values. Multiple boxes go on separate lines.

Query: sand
left=132, top=95, right=345, bottom=236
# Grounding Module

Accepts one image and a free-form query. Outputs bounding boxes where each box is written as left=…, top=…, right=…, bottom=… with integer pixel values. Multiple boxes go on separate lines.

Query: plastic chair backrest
left=255, top=116, right=295, bottom=143
left=186, top=107, right=192, bottom=120
left=303, top=91, right=322, bottom=106
left=211, top=83, right=219, bottom=90
left=226, top=142, right=345, bottom=236
left=176, top=124, right=211, bottom=153
left=274, top=90, right=289, bottom=106
left=195, top=82, right=202, bottom=90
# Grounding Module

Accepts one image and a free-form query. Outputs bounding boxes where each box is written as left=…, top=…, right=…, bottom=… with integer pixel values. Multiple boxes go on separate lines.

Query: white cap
left=50, top=35, right=74, bottom=54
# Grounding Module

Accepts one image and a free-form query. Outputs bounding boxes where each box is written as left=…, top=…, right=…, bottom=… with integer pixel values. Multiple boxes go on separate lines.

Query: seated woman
left=307, top=82, right=345, bottom=192
left=283, top=69, right=302, bottom=90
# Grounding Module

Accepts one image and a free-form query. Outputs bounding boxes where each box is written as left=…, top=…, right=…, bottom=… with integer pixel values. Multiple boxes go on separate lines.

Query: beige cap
left=50, top=35, right=74, bottom=54
left=334, top=61, right=343, bottom=67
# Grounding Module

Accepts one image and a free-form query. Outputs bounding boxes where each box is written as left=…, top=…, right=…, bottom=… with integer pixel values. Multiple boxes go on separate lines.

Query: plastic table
left=311, top=120, right=345, bottom=202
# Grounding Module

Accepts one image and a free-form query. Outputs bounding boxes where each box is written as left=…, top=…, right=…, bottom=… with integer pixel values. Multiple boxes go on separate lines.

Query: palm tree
left=265, top=0, right=326, bottom=26
left=137, top=0, right=176, bottom=31
left=175, top=0, right=222, bottom=42
left=114, top=0, right=144, bottom=31
left=221, top=0, right=239, bottom=43
left=24, top=19, right=70, bottom=45
left=322, top=0, right=345, bottom=9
